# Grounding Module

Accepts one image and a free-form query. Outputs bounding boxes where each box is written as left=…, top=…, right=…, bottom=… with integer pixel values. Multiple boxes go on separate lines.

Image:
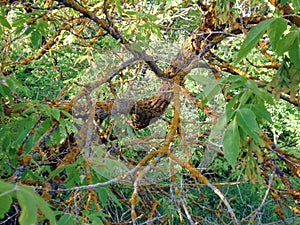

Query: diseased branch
left=13, top=0, right=276, bottom=133
left=262, top=135, right=300, bottom=178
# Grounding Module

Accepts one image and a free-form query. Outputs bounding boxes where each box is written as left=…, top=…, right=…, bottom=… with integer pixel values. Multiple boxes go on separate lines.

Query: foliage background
left=0, top=0, right=299, bottom=224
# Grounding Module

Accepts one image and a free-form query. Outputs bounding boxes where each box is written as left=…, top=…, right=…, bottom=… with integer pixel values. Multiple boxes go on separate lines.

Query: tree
left=0, top=0, right=299, bottom=224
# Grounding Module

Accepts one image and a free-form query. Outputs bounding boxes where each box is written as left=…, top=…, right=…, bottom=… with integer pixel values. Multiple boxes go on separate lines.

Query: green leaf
left=83, top=210, right=109, bottom=224
left=209, top=113, right=227, bottom=140
left=267, top=18, right=287, bottom=51
left=124, top=10, right=137, bottom=16
left=187, top=73, right=216, bottom=85
left=222, top=117, right=240, bottom=168
left=0, top=83, right=11, bottom=99
left=276, top=31, right=298, bottom=55
left=58, top=213, right=77, bottom=225
left=280, top=0, right=289, bottom=4
left=2, top=134, right=11, bottom=150
left=108, top=191, right=123, bottom=209
left=0, top=16, right=11, bottom=29
left=12, top=115, right=36, bottom=148
left=17, top=186, right=37, bottom=225
left=0, top=195, right=12, bottom=219
left=91, top=164, right=110, bottom=179
left=24, top=26, right=34, bottom=35
left=0, top=180, right=15, bottom=192
left=289, top=37, right=300, bottom=69
left=145, top=14, right=158, bottom=22
left=165, top=0, right=172, bottom=11
left=150, top=24, right=162, bottom=39
left=30, top=30, right=42, bottom=49
left=226, top=95, right=239, bottom=118
left=238, top=89, right=253, bottom=106
left=65, top=121, right=77, bottom=134
left=245, top=104, right=272, bottom=123
left=129, top=42, right=143, bottom=52
left=49, top=167, right=66, bottom=178
left=52, top=108, right=61, bottom=121
left=39, top=104, right=51, bottom=116
left=96, top=187, right=108, bottom=206
left=292, top=0, right=300, bottom=13
left=34, top=192, right=57, bottom=225
left=14, top=25, right=24, bottom=35
left=13, top=102, right=30, bottom=110
left=36, top=18, right=48, bottom=35
left=61, top=110, right=74, bottom=119
left=115, top=0, right=122, bottom=16
left=3, top=76, right=28, bottom=95
left=203, top=82, right=222, bottom=102
left=24, top=135, right=37, bottom=153
left=236, top=107, right=260, bottom=143
left=236, top=18, right=275, bottom=62
left=5, top=77, right=18, bottom=91
left=12, top=16, right=29, bottom=27
left=224, top=80, right=246, bottom=96
left=106, top=158, right=128, bottom=174
left=289, top=64, right=300, bottom=100
left=256, top=89, right=274, bottom=104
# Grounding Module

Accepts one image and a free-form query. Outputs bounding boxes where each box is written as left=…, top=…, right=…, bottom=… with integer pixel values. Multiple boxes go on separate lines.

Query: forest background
left=0, top=0, right=299, bottom=224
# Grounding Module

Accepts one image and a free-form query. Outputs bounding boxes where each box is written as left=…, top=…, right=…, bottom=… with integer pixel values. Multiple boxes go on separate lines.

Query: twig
left=246, top=170, right=275, bottom=220
left=168, top=153, right=239, bottom=224
left=177, top=192, right=195, bottom=225
left=34, top=164, right=140, bottom=192
left=206, top=182, right=238, bottom=224
left=130, top=151, right=165, bottom=224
